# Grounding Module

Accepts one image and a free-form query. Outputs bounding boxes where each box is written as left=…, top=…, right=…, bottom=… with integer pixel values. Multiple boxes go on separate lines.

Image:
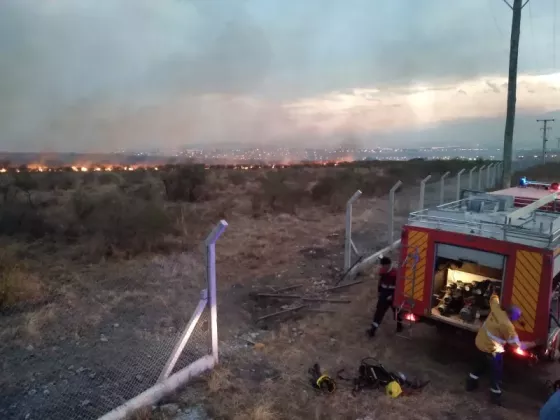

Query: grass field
left=1, top=159, right=558, bottom=420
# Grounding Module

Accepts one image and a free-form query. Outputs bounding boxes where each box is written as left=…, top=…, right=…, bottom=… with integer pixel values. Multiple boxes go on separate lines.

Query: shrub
left=0, top=201, right=53, bottom=238
left=120, top=169, right=149, bottom=185
left=162, top=164, right=207, bottom=202
left=12, top=172, right=38, bottom=206
left=68, top=189, right=174, bottom=256
left=36, top=172, right=76, bottom=191
left=228, top=171, right=247, bottom=186
left=0, top=249, right=44, bottom=312
left=259, top=172, right=307, bottom=214
left=97, top=171, right=123, bottom=186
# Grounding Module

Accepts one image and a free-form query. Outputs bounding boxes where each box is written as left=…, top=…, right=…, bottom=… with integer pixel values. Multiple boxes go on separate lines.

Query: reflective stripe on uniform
left=507, top=336, right=521, bottom=347
left=484, top=326, right=507, bottom=346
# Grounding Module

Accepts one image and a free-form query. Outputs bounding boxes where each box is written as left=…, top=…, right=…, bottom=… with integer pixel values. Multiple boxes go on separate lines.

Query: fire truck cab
left=395, top=178, right=560, bottom=360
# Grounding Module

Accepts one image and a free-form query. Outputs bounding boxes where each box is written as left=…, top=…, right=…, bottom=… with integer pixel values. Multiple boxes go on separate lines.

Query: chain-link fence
left=344, top=162, right=504, bottom=271
left=0, top=221, right=227, bottom=420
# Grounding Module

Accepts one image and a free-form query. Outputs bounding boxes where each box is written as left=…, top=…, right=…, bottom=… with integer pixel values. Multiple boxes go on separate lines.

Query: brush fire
left=0, top=158, right=354, bottom=174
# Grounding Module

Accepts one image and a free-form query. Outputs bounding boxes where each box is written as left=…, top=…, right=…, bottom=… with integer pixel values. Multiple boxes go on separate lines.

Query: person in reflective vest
left=466, top=291, right=536, bottom=405
left=367, top=256, right=403, bottom=338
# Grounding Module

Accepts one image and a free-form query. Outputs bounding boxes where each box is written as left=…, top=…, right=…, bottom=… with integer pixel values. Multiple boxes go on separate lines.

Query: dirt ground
left=174, top=238, right=558, bottom=420
left=1, top=161, right=558, bottom=420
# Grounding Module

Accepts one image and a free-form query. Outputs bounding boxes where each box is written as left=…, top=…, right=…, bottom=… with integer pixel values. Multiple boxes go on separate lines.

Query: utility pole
left=537, top=119, right=554, bottom=164
left=501, top=0, right=530, bottom=188
left=557, top=137, right=560, bottom=151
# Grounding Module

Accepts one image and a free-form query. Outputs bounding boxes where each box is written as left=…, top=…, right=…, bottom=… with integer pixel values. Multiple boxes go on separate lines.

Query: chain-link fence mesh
left=347, top=164, right=504, bottom=268
left=0, top=250, right=215, bottom=420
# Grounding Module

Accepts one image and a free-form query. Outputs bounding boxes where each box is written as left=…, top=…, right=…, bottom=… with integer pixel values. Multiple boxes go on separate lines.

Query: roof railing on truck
left=408, top=192, right=560, bottom=249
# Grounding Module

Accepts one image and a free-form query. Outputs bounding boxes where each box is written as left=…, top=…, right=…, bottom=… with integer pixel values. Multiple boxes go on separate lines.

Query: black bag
left=337, top=358, right=429, bottom=395
left=355, top=358, right=403, bottom=391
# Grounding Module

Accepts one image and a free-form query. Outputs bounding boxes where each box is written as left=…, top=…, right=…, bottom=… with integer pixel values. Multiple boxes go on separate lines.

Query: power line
left=488, top=0, right=505, bottom=38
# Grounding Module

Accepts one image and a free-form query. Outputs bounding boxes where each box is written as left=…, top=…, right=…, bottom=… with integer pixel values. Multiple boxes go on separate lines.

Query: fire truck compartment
left=429, top=250, right=504, bottom=331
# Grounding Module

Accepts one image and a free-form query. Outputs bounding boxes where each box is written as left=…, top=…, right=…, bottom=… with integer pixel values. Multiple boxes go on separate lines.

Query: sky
left=0, top=0, right=559, bottom=153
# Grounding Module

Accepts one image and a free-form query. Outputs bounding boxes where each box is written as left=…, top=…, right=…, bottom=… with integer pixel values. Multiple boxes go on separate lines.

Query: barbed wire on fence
left=0, top=221, right=228, bottom=420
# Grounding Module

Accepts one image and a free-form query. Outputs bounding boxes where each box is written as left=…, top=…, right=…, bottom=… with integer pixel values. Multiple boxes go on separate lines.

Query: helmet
left=507, top=305, right=522, bottom=322
left=379, top=256, right=392, bottom=266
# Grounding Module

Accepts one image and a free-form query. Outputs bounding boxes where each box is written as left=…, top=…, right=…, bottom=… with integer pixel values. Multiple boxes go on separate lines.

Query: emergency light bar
left=518, top=177, right=559, bottom=191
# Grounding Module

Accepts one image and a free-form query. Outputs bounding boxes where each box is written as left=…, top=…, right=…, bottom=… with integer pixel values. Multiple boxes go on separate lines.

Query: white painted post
left=158, top=289, right=208, bottom=382
left=418, top=175, right=431, bottom=210
left=389, top=181, right=402, bottom=246
left=456, top=168, right=466, bottom=201
left=468, top=166, right=478, bottom=190
left=496, top=163, right=502, bottom=188
left=486, top=163, right=494, bottom=190
left=440, top=171, right=450, bottom=205
left=344, top=190, right=362, bottom=271
left=478, top=165, right=487, bottom=191
left=205, top=220, right=228, bottom=364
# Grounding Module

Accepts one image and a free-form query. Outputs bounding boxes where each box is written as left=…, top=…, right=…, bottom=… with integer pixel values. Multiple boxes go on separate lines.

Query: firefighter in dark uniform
left=367, top=256, right=403, bottom=337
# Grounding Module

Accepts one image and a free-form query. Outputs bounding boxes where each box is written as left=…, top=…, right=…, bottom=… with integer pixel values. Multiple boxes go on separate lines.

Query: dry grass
left=191, top=278, right=543, bottom=420
left=5, top=158, right=542, bottom=420
left=0, top=248, right=45, bottom=312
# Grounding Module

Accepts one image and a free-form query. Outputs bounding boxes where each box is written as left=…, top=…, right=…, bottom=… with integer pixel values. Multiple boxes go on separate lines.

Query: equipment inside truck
left=430, top=244, right=504, bottom=330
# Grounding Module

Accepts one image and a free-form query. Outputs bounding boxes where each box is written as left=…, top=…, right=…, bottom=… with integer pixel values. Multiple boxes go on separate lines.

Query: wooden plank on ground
left=256, top=305, right=308, bottom=321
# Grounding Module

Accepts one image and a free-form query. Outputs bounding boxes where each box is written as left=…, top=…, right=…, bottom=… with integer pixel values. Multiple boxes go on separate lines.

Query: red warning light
left=514, top=347, right=527, bottom=357
left=404, top=313, right=417, bottom=322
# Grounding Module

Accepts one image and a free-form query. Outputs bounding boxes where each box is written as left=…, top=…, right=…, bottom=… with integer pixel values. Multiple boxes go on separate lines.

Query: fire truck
left=394, top=178, right=560, bottom=361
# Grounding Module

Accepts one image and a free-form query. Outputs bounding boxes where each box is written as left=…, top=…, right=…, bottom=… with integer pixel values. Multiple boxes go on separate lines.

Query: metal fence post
left=389, top=181, right=402, bottom=246
left=456, top=168, right=466, bottom=201
left=468, top=166, right=477, bottom=190
left=344, top=190, right=362, bottom=271
left=478, top=165, right=486, bottom=190
left=440, top=171, right=450, bottom=205
left=158, top=289, right=209, bottom=382
left=486, top=163, right=494, bottom=189
left=493, top=163, right=499, bottom=188
left=205, top=220, right=228, bottom=364
left=418, top=175, right=431, bottom=210
left=495, top=162, right=504, bottom=186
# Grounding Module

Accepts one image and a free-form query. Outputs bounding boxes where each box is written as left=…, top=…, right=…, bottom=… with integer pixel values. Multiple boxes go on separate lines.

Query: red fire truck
left=394, top=178, right=560, bottom=361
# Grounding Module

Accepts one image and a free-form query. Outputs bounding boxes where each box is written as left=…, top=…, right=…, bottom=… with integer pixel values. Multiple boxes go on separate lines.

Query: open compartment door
left=396, top=228, right=431, bottom=316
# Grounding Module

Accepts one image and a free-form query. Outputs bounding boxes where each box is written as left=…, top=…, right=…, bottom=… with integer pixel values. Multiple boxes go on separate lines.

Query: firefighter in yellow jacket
left=466, top=292, right=537, bottom=405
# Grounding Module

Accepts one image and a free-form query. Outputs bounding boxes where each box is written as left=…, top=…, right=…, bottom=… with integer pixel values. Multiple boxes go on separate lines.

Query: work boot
left=466, top=375, right=479, bottom=392
left=367, top=326, right=377, bottom=338
left=396, top=323, right=403, bottom=333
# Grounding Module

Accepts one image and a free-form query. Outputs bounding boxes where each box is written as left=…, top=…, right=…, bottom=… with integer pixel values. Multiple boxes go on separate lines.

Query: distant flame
left=0, top=158, right=357, bottom=174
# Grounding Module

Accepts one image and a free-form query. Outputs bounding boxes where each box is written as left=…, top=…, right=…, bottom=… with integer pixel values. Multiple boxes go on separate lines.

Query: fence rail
left=98, top=220, right=228, bottom=420
left=1, top=221, right=228, bottom=420
left=344, top=162, right=504, bottom=271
